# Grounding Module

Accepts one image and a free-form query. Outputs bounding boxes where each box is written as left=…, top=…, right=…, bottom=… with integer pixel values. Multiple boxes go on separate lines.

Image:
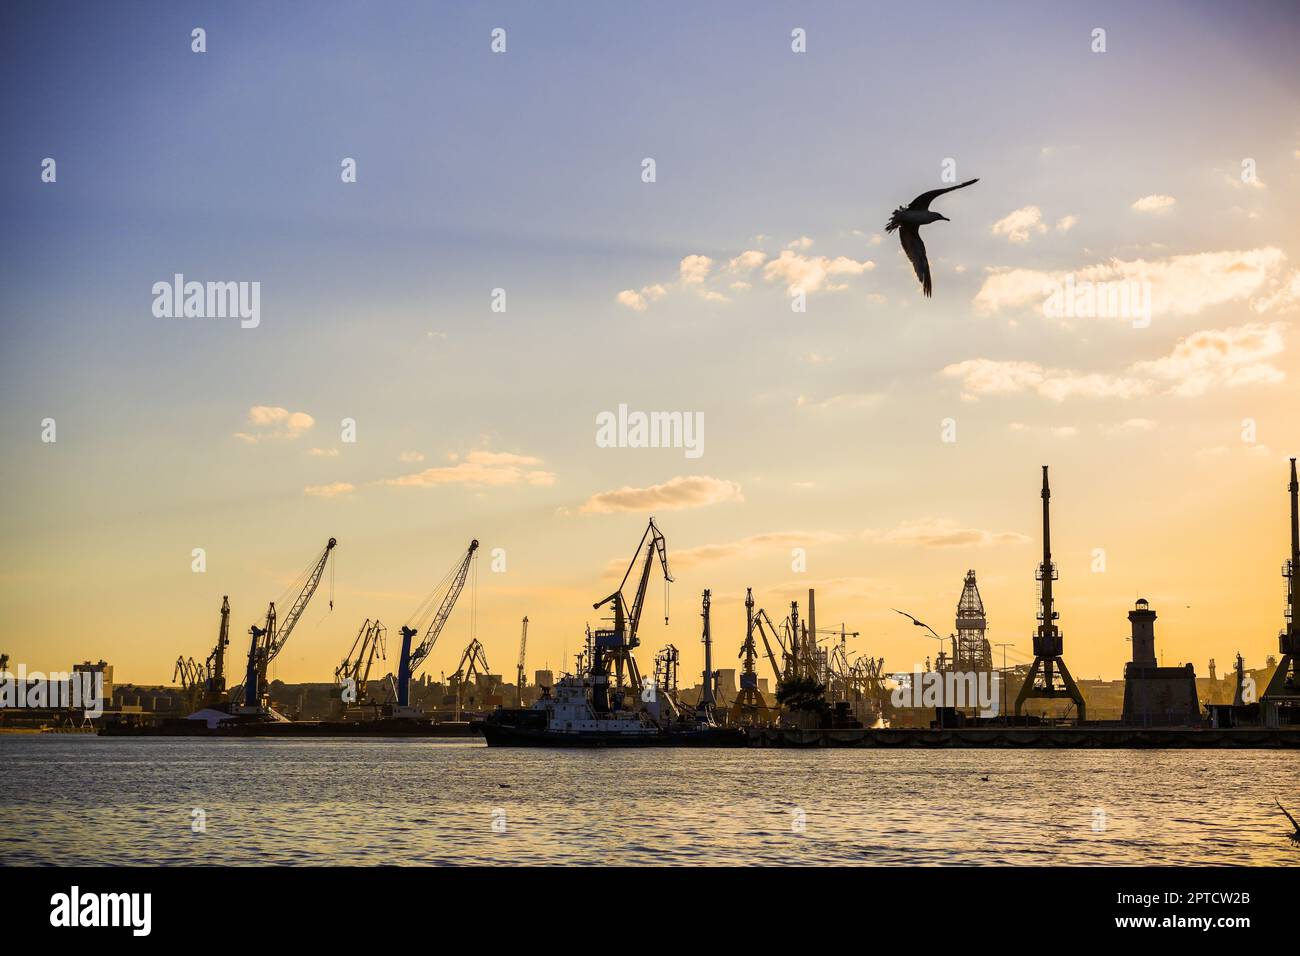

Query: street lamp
left=994, top=643, right=1016, bottom=720
left=893, top=608, right=948, bottom=728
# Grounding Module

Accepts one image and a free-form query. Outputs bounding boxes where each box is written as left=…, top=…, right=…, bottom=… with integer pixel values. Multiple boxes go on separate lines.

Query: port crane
left=173, top=656, right=206, bottom=712
left=239, top=537, right=337, bottom=714
left=450, top=638, right=491, bottom=719
left=590, top=517, right=672, bottom=713
left=728, top=589, right=775, bottom=727
left=515, top=617, right=528, bottom=707
left=393, top=539, right=478, bottom=717
left=335, top=618, right=386, bottom=707
left=202, top=596, right=231, bottom=709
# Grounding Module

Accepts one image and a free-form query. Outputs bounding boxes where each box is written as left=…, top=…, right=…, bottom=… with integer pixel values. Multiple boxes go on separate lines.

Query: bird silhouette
left=885, top=178, right=979, bottom=297
left=1277, top=799, right=1300, bottom=840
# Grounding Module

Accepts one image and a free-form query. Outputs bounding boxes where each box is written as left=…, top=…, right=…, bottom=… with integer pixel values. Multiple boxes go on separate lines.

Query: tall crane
left=394, top=539, right=478, bottom=715
left=450, top=638, right=491, bottom=719
left=590, top=517, right=672, bottom=713
left=202, top=596, right=231, bottom=709
left=729, top=588, right=775, bottom=726
left=516, top=616, right=528, bottom=707
left=240, top=537, right=337, bottom=713
left=336, top=618, right=386, bottom=706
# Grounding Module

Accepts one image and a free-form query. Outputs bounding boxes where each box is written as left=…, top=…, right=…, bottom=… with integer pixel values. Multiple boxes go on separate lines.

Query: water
left=1, top=736, right=1297, bottom=865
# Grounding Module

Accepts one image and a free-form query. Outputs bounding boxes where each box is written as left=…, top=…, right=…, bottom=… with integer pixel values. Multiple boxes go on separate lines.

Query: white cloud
left=991, top=206, right=1047, bottom=244
left=679, top=255, right=713, bottom=285
left=728, top=250, right=767, bottom=273
left=1252, top=270, right=1300, bottom=314
left=787, top=236, right=814, bottom=250
left=234, top=406, right=314, bottom=443
left=398, top=450, right=425, bottom=463
left=308, top=447, right=339, bottom=457
left=763, top=250, right=875, bottom=294
left=974, top=247, right=1287, bottom=318
left=1132, top=194, right=1176, bottom=213
left=617, top=289, right=647, bottom=312
left=304, top=482, right=354, bottom=498
left=1056, top=215, right=1078, bottom=232
left=383, top=450, right=556, bottom=488
left=580, top=475, right=742, bottom=514
left=1132, top=322, right=1285, bottom=396
left=946, top=321, right=1285, bottom=401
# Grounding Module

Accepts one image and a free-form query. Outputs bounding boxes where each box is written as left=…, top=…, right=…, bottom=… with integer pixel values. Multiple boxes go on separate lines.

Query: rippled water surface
left=1, top=736, right=1297, bottom=865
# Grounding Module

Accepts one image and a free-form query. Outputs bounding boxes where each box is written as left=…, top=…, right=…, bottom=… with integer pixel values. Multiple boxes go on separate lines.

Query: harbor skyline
left=3, top=1, right=1299, bottom=689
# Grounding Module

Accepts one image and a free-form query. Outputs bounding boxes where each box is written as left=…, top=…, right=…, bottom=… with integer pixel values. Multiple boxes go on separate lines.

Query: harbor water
left=1, top=736, right=1297, bottom=866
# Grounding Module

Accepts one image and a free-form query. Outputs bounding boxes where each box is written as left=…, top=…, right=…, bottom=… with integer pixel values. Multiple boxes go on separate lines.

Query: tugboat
left=482, top=519, right=745, bottom=748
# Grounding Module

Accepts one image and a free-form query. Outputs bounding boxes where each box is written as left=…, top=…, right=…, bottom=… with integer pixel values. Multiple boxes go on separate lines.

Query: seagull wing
left=891, top=609, right=923, bottom=626
left=898, top=224, right=932, bottom=297
left=908, top=178, right=980, bottom=210
left=1278, top=799, right=1300, bottom=832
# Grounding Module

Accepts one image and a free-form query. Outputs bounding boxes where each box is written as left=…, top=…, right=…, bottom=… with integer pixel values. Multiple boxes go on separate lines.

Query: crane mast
left=394, top=539, right=479, bottom=712
left=202, top=596, right=231, bottom=709
left=590, top=518, right=672, bottom=713
left=516, top=616, right=528, bottom=707
left=241, top=537, right=337, bottom=711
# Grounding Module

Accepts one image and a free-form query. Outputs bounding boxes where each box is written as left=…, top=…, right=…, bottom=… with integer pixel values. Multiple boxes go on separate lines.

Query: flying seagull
left=885, top=178, right=979, bottom=297
left=1277, top=799, right=1300, bottom=840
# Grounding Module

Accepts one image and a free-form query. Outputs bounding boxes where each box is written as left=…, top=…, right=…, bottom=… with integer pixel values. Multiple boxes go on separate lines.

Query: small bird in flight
left=885, top=178, right=979, bottom=297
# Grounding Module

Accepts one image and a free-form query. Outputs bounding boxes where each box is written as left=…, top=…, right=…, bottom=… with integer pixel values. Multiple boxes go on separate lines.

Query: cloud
left=787, top=236, right=814, bottom=250
left=1131, top=322, right=1285, bottom=396
left=304, top=482, right=354, bottom=498
left=398, top=450, right=425, bottom=463
left=991, top=206, right=1047, bottom=244
left=1056, top=215, right=1078, bottom=232
left=665, top=530, right=845, bottom=571
left=233, top=405, right=315, bottom=443
left=616, top=283, right=668, bottom=312
left=867, top=519, right=1029, bottom=549
left=763, top=250, right=875, bottom=294
left=728, top=250, right=767, bottom=273
left=974, top=247, right=1286, bottom=318
left=383, top=450, right=556, bottom=488
left=1252, top=270, right=1300, bottom=314
left=679, top=255, right=713, bottom=285
left=1132, top=194, right=1176, bottom=213
left=946, top=321, right=1285, bottom=401
left=308, top=447, right=339, bottom=457
left=579, top=475, right=742, bottom=514
left=795, top=391, right=884, bottom=411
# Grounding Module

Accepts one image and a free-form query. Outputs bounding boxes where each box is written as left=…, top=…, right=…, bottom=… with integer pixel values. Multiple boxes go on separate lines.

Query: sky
left=2, top=0, right=1299, bottom=689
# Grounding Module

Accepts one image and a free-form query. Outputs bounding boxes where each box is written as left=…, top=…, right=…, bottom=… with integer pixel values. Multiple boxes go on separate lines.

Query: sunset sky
left=2, top=1, right=1299, bottom=689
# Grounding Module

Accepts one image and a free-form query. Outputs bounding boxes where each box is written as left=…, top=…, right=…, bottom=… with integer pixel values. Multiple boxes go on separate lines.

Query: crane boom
left=754, top=608, right=788, bottom=686
left=242, top=537, right=337, bottom=710
left=395, top=539, right=479, bottom=710
left=593, top=517, right=672, bottom=649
